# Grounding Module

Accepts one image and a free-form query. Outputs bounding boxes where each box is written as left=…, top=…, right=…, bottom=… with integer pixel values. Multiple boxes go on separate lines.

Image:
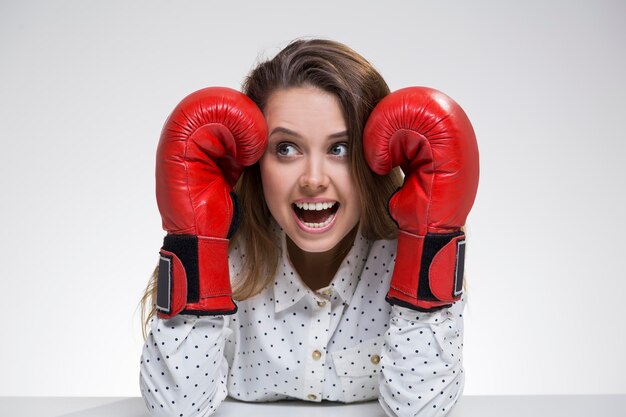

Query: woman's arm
left=140, top=86, right=264, bottom=416
left=139, top=314, right=233, bottom=417
left=378, top=300, right=465, bottom=417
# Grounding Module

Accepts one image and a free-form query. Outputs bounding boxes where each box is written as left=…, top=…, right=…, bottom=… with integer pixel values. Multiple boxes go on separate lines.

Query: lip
left=291, top=204, right=340, bottom=234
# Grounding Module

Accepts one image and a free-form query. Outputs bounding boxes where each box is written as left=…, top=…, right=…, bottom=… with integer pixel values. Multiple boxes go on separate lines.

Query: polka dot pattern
left=140, top=219, right=466, bottom=416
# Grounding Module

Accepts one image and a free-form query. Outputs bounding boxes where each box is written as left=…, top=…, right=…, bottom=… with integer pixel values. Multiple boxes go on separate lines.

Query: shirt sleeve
left=139, top=313, right=233, bottom=417
left=378, top=298, right=465, bottom=417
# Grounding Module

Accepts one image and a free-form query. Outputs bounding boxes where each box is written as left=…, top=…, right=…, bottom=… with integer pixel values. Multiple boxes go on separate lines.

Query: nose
left=299, top=155, right=330, bottom=191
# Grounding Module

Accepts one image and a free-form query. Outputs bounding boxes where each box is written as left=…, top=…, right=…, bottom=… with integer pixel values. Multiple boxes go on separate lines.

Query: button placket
left=303, top=296, right=331, bottom=401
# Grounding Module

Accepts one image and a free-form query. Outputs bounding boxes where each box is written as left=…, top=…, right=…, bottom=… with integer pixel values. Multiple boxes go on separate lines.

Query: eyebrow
left=269, top=127, right=349, bottom=140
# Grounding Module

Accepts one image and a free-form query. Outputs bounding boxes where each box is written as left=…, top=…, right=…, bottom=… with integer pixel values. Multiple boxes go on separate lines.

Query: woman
left=139, top=38, right=477, bottom=417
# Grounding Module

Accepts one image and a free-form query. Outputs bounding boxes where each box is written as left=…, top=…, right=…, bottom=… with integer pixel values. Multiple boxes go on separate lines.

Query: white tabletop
left=1, top=395, right=625, bottom=417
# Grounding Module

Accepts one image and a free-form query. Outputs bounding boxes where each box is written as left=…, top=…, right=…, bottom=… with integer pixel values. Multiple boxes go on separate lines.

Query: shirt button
left=312, top=350, right=322, bottom=360
left=317, top=301, right=326, bottom=307
left=307, top=394, right=317, bottom=401
left=371, top=355, right=380, bottom=365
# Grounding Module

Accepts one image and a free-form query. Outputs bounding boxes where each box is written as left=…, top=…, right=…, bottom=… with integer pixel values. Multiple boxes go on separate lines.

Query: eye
left=276, top=142, right=299, bottom=158
left=329, top=142, right=349, bottom=157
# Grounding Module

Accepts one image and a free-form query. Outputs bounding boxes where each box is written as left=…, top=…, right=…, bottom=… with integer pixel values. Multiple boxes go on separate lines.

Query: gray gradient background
left=1, top=0, right=624, bottom=396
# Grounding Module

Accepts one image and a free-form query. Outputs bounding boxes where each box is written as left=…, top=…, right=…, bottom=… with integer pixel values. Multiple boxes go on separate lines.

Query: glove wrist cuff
left=387, top=230, right=465, bottom=311
left=156, top=234, right=236, bottom=319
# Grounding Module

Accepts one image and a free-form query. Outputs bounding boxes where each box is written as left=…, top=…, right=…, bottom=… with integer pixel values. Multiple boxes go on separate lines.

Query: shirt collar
left=271, top=219, right=371, bottom=313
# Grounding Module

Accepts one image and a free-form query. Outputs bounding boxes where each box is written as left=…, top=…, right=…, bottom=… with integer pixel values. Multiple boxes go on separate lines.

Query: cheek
left=332, top=166, right=361, bottom=214
left=346, top=188, right=362, bottom=218
left=333, top=166, right=357, bottom=195
left=259, top=158, right=289, bottom=210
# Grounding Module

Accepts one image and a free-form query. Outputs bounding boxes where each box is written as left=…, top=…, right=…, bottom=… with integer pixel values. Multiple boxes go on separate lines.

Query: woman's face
left=259, top=86, right=361, bottom=253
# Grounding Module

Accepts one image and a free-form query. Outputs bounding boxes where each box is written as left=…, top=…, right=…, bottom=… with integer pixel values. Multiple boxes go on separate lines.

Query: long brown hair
left=140, top=38, right=402, bottom=339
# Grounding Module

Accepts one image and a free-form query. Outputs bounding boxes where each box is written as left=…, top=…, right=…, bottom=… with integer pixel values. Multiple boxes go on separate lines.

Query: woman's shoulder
left=367, top=236, right=397, bottom=260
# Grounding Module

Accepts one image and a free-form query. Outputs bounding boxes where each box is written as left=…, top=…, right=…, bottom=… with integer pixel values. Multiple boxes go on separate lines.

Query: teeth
left=303, top=213, right=336, bottom=229
left=295, top=201, right=336, bottom=211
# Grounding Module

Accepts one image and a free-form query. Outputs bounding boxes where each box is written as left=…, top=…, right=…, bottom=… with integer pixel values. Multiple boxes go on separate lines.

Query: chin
left=286, top=232, right=346, bottom=253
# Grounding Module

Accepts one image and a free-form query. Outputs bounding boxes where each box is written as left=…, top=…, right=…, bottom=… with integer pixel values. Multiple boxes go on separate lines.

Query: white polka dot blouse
left=140, top=220, right=466, bottom=417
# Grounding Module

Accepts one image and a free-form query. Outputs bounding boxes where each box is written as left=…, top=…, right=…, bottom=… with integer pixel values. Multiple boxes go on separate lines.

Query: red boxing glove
left=363, top=87, right=479, bottom=311
left=155, top=87, right=267, bottom=319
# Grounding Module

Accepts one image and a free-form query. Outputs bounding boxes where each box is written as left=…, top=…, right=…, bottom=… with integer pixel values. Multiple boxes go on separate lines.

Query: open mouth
left=292, top=201, right=340, bottom=229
